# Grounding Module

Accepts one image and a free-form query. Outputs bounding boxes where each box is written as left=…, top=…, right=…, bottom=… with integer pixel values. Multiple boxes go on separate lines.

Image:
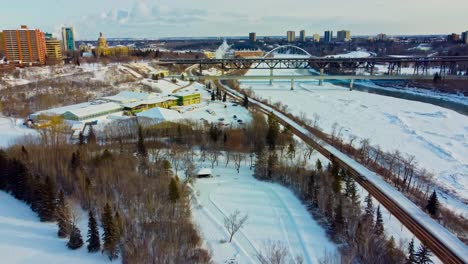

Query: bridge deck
left=171, top=74, right=468, bottom=81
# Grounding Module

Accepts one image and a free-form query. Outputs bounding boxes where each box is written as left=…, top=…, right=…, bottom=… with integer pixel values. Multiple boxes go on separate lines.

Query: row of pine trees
left=0, top=148, right=121, bottom=261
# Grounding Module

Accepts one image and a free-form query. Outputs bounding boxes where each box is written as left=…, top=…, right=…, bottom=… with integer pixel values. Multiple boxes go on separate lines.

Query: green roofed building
left=174, top=92, right=201, bottom=106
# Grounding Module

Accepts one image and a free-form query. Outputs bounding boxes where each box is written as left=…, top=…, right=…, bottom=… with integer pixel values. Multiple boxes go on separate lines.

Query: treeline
left=226, top=81, right=467, bottom=242
left=1, top=126, right=211, bottom=263
left=251, top=114, right=434, bottom=263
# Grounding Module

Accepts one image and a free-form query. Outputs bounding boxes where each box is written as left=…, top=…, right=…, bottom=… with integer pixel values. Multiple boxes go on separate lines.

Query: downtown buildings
left=0, top=25, right=77, bottom=65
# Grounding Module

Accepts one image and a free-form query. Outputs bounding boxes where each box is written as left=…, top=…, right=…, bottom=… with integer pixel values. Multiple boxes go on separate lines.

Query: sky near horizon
left=1, top=0, right=467, bottom=39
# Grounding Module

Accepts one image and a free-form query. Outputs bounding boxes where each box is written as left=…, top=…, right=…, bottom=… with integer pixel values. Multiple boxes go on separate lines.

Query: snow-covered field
left=241, top=68, right=468, bottom=216
left=0, top=191, right=111, bottom=264
left=191, top=160, right=336, bottom=264
left=0, top=117, right=38, bottom=148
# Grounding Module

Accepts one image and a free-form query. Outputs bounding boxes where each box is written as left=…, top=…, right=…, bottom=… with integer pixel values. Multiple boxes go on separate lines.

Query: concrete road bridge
left=159, top=45, right=468, bottom=76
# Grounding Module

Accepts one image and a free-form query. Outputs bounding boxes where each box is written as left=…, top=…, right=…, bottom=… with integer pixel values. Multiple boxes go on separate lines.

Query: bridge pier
left=291, top=79, right=294, bottom=90
left=349, top=79, right=354, bottom=90
left=270, top=68, right=274, bottom=85
left=319, top=68, right=324, bottom=86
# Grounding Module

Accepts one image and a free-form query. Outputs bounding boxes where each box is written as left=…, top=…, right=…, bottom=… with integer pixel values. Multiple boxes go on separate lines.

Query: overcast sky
left=1, top=0, right=467, bottom=39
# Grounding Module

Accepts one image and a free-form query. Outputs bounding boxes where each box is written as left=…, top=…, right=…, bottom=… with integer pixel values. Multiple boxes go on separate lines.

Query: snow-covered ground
left=241, top=68, right=468, bottom=216
left=325, top=51, right=372, bottom=58
left=0, top=117, right=38, bottom=148
left=191, top=160, right=336, bottom=264
left=0, top=191, right=111, bottom=264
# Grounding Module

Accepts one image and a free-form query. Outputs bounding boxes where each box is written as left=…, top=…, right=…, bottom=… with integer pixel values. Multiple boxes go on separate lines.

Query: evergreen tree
left=87, top=126, right=96, bottom=145
left=387, top=236, right=397, bottom=259
left=114, top=211, right=123, bottom=240
left=243, top=94, right=249, bottom=108
left=136, top=125, right=147, bottom=158
left=332, top=168, right=342, bottom=194
left=21, top=145, right=29, bottom=159
left=169, top=177, right=180, bottom=210
left=56, top=190, right=71, bottom=238
left=307, top=171, right=315, bottom=201
left=406, top=238, right=416, bottom=264
left=415, top=244, right=433, bottom=264
left=37, top=176, right=57, bottom=222
left=0, top=150, right=8, bottom=190
left=426, top=190, right=439, bottom=218
left=315, top=159, right=322, bottom=171
left=374, top=205, right=384, bottom=236
left=163, top=160, right=172, bottom=177
left=70, top=150, right=81, bottom=172
left=286, top=143, right=295, bottom=159
left=331, top=200, right=345, bottom=240
left=266, top=115, right=279, bottom=150
left=222, top=92, right=227, bottom=102
left=7, top=158, right=32, bottom=203
left=267, top=152, right=278, bottom=180
left=364, top=193, right=374, bottom=222
left=87, top=210, right=100, bottom=252
left=78, top=131, right=85, bottom=145
left=67, top=225, right=84, bottom=250
left=102, top=203, right=119, bottom=260
left=211, top=91, right=215, bottom=101
left=348, top=179, right=359, bottom=205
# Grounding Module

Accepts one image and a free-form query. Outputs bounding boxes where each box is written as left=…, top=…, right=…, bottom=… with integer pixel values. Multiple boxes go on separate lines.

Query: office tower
left=249, top=32, right=257, bottom=42
left=61, top=27, right=76, bottom=51
left=287, top=31, right=296, bottom=42
left=461, top=31, right=468, bottom=44
left=324, top=30, right=333, bottom=43
left=337, top=30, right=351, bottom=42
left=300, top=30, right=306, bottom=42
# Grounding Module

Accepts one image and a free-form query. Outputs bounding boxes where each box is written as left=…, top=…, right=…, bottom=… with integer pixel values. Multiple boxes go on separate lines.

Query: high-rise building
left=337, top=30, right=351, bottom=42
left=45, top=33, right=63, bottom=62
left=1, top=25, right=46, bottom=65
left=61, top=27, right=76, bottom=51
left=312, top=33, right=320, bottom=43
left=287, top=31, right=295, bottom=42
left=300, top=30, right=306, bottom=42
left=324, top=30, right=333, bottom=43
left=461, top=31, right=468, bottom=44
left=0, top=32, right=4, bottom=54
left=249, top=32, right=257, bottom=42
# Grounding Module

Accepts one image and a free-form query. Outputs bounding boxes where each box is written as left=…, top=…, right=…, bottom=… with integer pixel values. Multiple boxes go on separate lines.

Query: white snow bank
left=0, top=191, right=111, bottom=264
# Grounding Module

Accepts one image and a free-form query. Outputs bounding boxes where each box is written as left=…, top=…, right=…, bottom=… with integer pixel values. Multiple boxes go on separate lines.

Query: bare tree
left=223, top=210, right=248, bottom=243
left=256, top=240, right=302, bottom=264
left=233, top=153, right=244, bottom=173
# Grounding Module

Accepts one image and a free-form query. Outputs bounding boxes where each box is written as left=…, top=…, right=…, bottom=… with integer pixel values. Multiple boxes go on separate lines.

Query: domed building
left=93, top=32, right=129, bottom=57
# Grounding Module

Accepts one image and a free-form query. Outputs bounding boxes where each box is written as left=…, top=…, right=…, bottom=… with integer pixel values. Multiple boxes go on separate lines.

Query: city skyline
left=1, top=0, right=468, bottom=39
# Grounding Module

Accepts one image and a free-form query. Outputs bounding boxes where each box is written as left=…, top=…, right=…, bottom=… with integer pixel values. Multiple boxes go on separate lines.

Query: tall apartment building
left=300, top=30, right=306, bottom=42
left=287, top=31, right=296, bottom=42
left=462, top=31, right=468, bottom=44
left=324, top=30, right=333, bottom=43
left=249, top=32, right=257, bottom=42
left=61, top=27, right=76, bottom=51
left=312, top=33, right=320, bottom=42
left=337, top=30, right=351, bottom=42
left=0, top=32, right=4, bottom=54
left=1, top=25, right=46, bottom=65
left=45, top=33, right=63, bottom=61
